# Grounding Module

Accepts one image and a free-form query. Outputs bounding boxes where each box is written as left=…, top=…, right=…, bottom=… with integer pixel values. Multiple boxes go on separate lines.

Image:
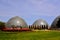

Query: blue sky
left=0, top=0, right=60, bottom=25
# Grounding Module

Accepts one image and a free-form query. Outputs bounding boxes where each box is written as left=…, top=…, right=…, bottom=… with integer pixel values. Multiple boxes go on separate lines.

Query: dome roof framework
left=51, top=16, right=60, bottom=29
left=31, top=19, right=48, bottom=29
left=6, top=16, right=28, bottom=28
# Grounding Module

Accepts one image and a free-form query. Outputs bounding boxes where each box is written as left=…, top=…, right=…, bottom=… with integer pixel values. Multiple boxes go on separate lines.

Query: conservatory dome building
left=6, top=16, right=28, bottom=28
left=2, top=16, right=30, bottom=31
left=29, top=19, right=48, bottom=30
left=51, top=16, right=60, bottom=30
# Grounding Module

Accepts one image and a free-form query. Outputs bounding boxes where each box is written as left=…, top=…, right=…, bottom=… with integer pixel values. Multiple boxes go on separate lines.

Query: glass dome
left=6, top=16, right=28, bottom=28
left=32, top=19, right=48, bottom=29
left=51, top=16, right=60, bottom=29
left=32, top=19, right=48, bottom=26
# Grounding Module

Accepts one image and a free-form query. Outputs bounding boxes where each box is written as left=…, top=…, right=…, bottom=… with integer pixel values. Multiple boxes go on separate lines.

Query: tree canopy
left=0, top=21, right=5, bottom=28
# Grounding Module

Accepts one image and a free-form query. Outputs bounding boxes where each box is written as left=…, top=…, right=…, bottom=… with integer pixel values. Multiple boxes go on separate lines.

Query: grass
left=0, top=30, right=60, bottom=40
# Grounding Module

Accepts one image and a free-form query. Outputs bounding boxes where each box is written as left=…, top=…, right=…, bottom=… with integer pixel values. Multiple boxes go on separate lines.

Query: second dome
left=32, top=19, right=48, bottom=29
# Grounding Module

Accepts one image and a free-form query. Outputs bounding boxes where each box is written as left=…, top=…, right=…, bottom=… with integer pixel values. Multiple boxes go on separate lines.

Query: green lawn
left=0, top=30, right=60, bottom=40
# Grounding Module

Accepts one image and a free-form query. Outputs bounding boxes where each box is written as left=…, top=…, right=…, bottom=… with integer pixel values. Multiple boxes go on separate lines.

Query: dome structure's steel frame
left=1, top=16, right=30, bottom=31
left=29, top=19, right=48, bottom=30
left=51, top=16, right=60, bottom=30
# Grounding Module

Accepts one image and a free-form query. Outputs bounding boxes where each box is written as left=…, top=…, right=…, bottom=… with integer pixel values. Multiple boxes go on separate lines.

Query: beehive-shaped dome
left=33, top=19, right=48, bottom=26
left=6, top=16, right=28, bottom=28
left=51, top=16, right=60, bottom=29
left=32, top=19, right=48, bottom=29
